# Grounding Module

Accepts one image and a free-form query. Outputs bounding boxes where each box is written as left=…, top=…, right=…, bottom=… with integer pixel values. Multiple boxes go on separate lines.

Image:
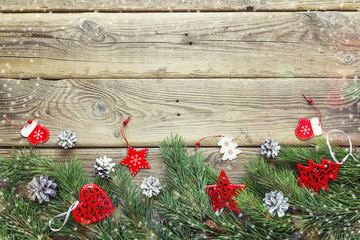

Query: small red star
left=206, top=170, right=247, bottom=213
left=296, top=158, right=340, bottom=193
left=120, top=146, right=151, bottom=176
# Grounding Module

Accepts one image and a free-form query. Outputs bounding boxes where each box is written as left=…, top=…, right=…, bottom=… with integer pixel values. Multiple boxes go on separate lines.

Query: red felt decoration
left=295, top=118, right=317, bottom=140
left=73, top=184, right=114, bottom=225
left=295, top=93, right=323, bottom=140
left=206, top=170, right=247, bottom=213
left=296, top=158, right=340, bottom=193
left=120, top=146, right=150, bottom=176
left=119, top=116, right=151, bottom=176
left=6, top=117, right=50, bottom=145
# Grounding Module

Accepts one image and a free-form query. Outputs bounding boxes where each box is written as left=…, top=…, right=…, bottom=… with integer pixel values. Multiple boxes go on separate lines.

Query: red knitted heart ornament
left=72, top=184, right=114, bottom=225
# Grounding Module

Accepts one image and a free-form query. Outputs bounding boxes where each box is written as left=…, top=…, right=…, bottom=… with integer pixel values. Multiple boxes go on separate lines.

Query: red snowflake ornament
left=295, top=117, right=322, bottom=140
left=296, top=158, right=340, bottom=193
left=120, top=146, right=151, bottom=176
left=73, top=184, right=114, bottom=225
left=206, top=170, right=247, bottom=213
left=20, top=119, right=50, bottom=145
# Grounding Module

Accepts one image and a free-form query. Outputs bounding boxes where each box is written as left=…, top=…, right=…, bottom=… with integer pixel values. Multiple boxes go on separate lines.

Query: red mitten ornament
left=49, top=184, right=114, bottom=232
left=295, top=93, right=323, bottom=140
left=206, top=170, right=247, bottom=213
left=73, top=184, right=114, bottom=224
left=296, top=158, right=340, bottom=193
left=7, top=117, right=50, bottom=145
left=119, top=116, right=151, bottom=176
left=295, top=117, right=322, bottom=140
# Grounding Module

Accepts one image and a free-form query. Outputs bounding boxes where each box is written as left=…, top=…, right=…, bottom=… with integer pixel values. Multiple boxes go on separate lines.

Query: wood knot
left=309, top=12, right=348, bottom=28
left=93, top=101, right=109, bottom=116
left=80, top=20, right=101, bottom=36
left=343, top=54, right=356, bottom=64
left=114, top=131, right=121, bottom=138
left=246, top=6, right=255, bottom=12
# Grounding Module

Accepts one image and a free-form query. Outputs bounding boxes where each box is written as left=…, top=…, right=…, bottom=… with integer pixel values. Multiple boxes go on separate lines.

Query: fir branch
left=157, top=135, right=246, bottom=239
left=0, top=148, right=56, bottom=184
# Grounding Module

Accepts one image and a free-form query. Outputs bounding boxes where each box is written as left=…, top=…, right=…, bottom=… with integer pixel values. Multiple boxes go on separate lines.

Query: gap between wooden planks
left=0, top=147, right=256, bottom=184
left=0, top=12, right=359, bottom=79
left=0, top=78, right=359, bottom=147
left=1, top=0, right=360, bottom=12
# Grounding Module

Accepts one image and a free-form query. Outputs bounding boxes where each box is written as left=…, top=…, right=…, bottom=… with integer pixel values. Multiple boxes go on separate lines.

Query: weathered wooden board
left=1, top=78, right=358, bottom=147
left=1, top=0, right=359, bottom=12
left=0, top=12, right=359, bottom=79
left=0, top=147, right=256, bottom=184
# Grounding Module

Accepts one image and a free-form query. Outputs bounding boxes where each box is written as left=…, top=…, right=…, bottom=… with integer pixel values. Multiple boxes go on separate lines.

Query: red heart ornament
left=72, top=184, right=114, bottom=225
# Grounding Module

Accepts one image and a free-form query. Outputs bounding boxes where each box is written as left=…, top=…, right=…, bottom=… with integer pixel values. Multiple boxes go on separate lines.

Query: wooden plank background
left=0, top=1, right=359, bottom=187
left=0, top=78, right=359, bottom=146
left=0, top=12, right=360, bottom=79
left=1, top=0, right=360, bottom=12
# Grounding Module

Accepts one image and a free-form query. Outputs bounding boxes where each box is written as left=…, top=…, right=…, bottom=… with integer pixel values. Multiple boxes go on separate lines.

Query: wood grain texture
left=0, top=78, right=359, bottom=147
left=0, top=147, right=255, bottom=184
left=1, top=0, right=360, bottom=12
left=0, top=12, right=360, bottom=79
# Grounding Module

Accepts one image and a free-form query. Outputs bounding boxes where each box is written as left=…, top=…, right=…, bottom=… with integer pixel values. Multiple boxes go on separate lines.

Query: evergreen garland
left=0, top=136, right=358, bottom=239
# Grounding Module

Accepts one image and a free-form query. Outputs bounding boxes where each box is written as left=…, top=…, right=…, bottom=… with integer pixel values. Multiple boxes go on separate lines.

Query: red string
left=6, top=117, right=25, bottom=128
left=120, top=116, right=131, bottom=146
left=6, top=117, right=38, bottom=128
left=302, top=93, right=322, bottom=127
left=195, top=135, right=223, bottom=150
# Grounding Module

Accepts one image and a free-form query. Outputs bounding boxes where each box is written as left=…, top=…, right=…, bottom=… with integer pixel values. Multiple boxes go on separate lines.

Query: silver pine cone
left=263, top=190, right=289, bottom=217
left=140, top=176, right=162, bottom=198
left=27, top=175, right=57, bottom=203
left=57, top=130, right=77, bottom=149
left=260, top=138, right=281, bottom=158
left=94, top=156, right=115, bottom=178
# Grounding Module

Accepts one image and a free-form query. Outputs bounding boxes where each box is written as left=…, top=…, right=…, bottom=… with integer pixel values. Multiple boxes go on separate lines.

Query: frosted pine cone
left=260, top=138, right=281, bottom=158
left=94, top=156, right=115, bottom=178
left=140, top=176, right=162, bottom=198
left=27, top=175, right=57, bottom=203
left=263, top=190, right=289, bottom=217
left=57, top=130, right=77, bottom=149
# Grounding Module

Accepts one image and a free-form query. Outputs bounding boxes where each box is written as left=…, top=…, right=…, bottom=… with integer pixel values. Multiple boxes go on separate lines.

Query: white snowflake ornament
left=222, top=147, right=242, bottom=161
left=217, top=135, right=241, bottom=161
left=217, top=136, right=234, bottom=148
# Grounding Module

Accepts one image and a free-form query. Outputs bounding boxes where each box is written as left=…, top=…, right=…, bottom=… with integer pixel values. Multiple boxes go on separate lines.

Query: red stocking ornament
left=119, top=116, right=151, bottom=176
left=49, top=184, right=114, bottom=231
left=6, top=117, right=50, bottom=145
left=295, top=93, right=323, bottom=140
left=206, top=170, right=247, bottom=213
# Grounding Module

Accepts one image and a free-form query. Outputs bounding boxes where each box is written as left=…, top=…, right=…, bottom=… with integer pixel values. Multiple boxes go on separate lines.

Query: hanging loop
left=195, top=135, right=224, bottom=150
left=302, top=93, right=322, bottom=128
left=120, top=116, right=131, bottom=146
left=326, top=129, right=357, bottom=165
left=49, top=200, right=79, bottom=232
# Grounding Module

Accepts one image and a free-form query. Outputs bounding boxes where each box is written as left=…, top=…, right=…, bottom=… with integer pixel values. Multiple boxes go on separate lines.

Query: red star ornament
left=296, top=158, right=340, bottom=193
left=120, top=146, right=151, bottom=176
left=206, top=170, right=247, bottom=213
